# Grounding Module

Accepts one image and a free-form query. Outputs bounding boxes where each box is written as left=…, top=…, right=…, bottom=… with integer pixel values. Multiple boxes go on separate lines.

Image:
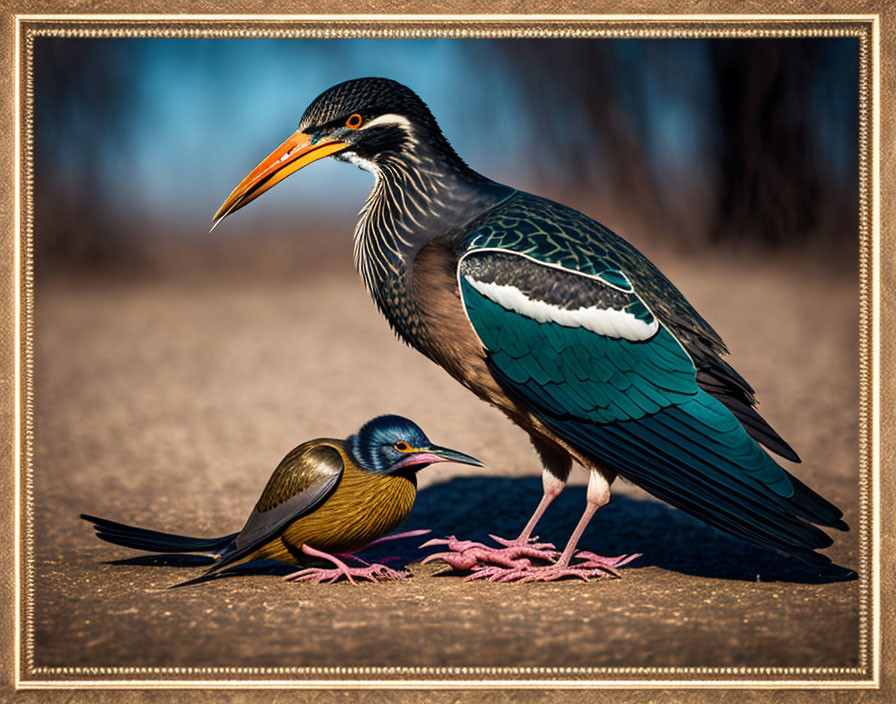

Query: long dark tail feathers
left=541, top=413, right=844, bottom=568
left=80, top=514, right=235, bottom=555
left=693, top=367, right=848, bottom=533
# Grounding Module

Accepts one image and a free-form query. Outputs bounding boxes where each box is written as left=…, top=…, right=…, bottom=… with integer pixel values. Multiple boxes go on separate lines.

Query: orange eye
left=345, top=113, right=363, bottom=129
left=394, top=441, right=411, bottom=452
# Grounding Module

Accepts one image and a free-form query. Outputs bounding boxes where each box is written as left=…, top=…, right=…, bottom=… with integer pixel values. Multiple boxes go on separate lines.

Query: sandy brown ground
left=29, top=250, right=861, bottom=683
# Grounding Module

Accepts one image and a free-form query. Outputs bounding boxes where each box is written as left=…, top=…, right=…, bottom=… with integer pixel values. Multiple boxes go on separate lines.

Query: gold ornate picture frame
left=2, top=10, right=886, bottom=697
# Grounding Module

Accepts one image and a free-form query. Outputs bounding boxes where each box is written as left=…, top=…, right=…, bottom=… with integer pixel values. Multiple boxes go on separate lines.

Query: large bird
left=212, top=77, right=847, bottom=581
left=82, top=414, right=482, bottom=584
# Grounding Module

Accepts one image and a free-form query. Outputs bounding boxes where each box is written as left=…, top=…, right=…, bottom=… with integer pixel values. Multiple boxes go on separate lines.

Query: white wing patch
left=464, top=276, right=659, bottom=341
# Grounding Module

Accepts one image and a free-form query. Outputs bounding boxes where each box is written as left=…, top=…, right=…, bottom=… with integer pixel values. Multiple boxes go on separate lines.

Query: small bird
left=212, top=77, right=848, bottom=580
left=82, top=415, right=483, bottom=584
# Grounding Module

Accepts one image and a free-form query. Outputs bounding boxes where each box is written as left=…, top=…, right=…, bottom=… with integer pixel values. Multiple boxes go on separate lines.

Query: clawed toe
left=519, top=566, right=594, bottom=583
left=364, top=564, right=410, bottom=581
left=284, top=543, right=413, bottom=584
left=465, top=564, right=535, bottom=582
left=478, top=564, right=615, bottom=583
left=420, top=534, right=550, bottom=572
left=489, top=534, right=556, bottom=552
left=420, top=535, right=490, bottom=552
left=421, top=551, right=481, bottom=570
left=283, top=567, right=352, bottom=584
left=420, top=533, right=640, bottom=582
left=282, top=563, right=409, bottom=584
left=572, top=551, right=642, bottom=576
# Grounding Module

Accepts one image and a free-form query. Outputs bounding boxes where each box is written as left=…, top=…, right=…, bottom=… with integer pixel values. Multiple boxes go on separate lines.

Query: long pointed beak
left=390, top=444, right=485, bottom=473
left=210, top=130, right=351, bottom=232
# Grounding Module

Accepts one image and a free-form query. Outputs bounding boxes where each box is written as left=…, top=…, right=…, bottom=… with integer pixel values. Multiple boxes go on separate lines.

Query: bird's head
left=347, top=414, right=483, bottom=475
left=211, top=77, right=453, bottom=231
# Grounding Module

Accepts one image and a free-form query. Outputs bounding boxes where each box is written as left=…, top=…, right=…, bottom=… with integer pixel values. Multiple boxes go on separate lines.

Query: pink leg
left=502, top=469, right=566, bottom=545
left=335, top=529, right=432, bottom=565
left=555, top=498, right=600, bottom=568
left=282, top=544, right=410, bottom=584
left=363, top=529, right=431, bottom=548
left=419, top=535, right=550, bottom=573
left=483, top=472, right=640, bottom=583
left=420, top=470, right=565, bottom=572
left=472, top=501, right=603, bottom=583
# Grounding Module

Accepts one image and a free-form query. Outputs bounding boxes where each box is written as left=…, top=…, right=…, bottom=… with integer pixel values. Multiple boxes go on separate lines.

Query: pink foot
left=517, top=564, right=607, bottom=583
left=474, top=563, right=607, bottom=583
left=329, top=529, right=434, bottom=571
left=283, top=563, right=409, bottom=584
left=489, top=534, right=557, bottom=555
left=281, top=544, right=410, bottom=584
left=421, top=537, right=642, bottom=582
left=465, top=564, right=533, bottom=582
left=363, top=529, right=431, bottom=548
left=574, top=551, right=642, bottom=571
left=473, top=552, right=642, bottom=583
left=420, top=535, right=558, bottom=572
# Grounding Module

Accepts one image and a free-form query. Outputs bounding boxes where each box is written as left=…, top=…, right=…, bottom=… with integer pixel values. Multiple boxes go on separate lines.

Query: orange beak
left=210, top=131, right=351, bottom=232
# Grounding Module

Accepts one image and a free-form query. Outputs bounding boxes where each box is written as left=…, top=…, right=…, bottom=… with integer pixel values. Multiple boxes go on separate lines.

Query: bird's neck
left=351, top=145, right=511, bottom=304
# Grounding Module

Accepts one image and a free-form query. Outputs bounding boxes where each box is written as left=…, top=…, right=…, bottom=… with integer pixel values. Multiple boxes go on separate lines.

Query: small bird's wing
left=461, top=192, right=800, bottom=462
left=208, top=442, right=345, bottom=573
left=458, top=247, right=845, bottom=565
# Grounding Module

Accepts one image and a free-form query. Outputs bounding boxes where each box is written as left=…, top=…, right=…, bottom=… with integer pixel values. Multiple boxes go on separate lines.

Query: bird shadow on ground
left=391, top=476, right=856, bottom=584
left=107, top=554, right=215, bottom=567
left=101, top=475, right=855, bottom=585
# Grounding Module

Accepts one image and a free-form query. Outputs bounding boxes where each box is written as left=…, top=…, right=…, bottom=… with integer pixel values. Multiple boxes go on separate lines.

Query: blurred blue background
left=34, top=37, right=858, bottom=274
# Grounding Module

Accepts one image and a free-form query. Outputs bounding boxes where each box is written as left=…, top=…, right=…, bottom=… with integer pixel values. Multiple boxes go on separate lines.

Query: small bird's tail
left=80, top=514, right=236, bottom=555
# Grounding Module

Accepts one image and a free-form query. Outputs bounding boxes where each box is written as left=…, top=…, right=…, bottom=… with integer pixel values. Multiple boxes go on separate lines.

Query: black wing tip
left=169, top=573, right=220, bottom=589
left=770, top=443, right=802, bottom=464
left=790, top=556, right=858, bottom=582
left=829, top=566, right=859, bottom=582
left=831, top=518, right=849, bottom=532
left=80, top=513, right=142, bottom=533
left=734, top=411, right=802, bottom=463
left=795, top=550, right=831, bottom=567
left=786, top=476, right=848, bottom=531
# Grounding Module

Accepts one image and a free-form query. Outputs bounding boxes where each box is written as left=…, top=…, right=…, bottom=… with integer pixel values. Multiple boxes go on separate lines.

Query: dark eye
left=345, top=113, right=363, bottom=129
left=394, top=441, right=411, bottom=452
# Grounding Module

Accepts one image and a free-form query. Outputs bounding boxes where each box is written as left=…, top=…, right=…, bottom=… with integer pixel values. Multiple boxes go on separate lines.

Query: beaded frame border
left=10, top=14, right=880, bottom=691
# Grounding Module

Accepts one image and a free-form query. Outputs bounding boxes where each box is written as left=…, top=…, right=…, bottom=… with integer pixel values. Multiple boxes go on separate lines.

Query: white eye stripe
left=360, top=113, right=414, bottom=132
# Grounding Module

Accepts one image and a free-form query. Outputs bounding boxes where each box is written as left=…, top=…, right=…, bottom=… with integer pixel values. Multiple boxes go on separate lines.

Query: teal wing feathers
left=458, top=244, right=845, bottom=565
left=462, top=191, right=800, bottom=462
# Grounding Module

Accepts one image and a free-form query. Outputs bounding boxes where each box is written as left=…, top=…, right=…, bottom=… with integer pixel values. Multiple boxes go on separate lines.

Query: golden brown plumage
left=244, top=442, right=418, bottom=564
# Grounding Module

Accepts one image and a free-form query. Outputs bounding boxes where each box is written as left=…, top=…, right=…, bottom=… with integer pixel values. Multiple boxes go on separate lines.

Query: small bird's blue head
left=347, top=414, right=483, bottom=475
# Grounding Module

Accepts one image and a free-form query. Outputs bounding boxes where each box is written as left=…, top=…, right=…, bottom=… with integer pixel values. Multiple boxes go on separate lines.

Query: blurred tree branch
left=487, top=38, right=858, bottom=251
left=35, top=38, right=140, bottom=271
left=34, top=37, right=858, bottom=273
